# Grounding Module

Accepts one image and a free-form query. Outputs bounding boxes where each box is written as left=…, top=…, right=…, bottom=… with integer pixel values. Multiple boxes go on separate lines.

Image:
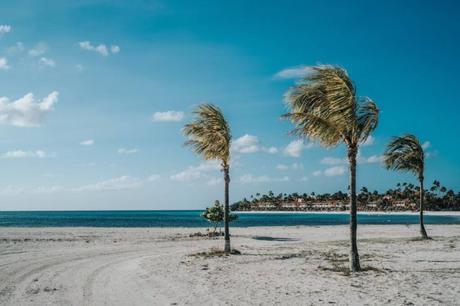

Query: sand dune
left=1, top=225, right=459, bottom=305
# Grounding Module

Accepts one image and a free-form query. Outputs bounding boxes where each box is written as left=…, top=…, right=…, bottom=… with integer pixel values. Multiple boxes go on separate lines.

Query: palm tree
left=183, top=104, right=233, bottom=253
left=283, top=65, right=379, bottom=272
left=383, top=134, right=429, bottom=239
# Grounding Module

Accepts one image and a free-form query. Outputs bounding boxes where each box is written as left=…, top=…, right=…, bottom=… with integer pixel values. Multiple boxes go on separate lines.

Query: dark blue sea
left=0, top=211, right=459, bottom=227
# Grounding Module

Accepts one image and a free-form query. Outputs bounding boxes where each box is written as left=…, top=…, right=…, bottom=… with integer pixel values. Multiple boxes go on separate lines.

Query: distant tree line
left=231, top=180, right=460, bottom=212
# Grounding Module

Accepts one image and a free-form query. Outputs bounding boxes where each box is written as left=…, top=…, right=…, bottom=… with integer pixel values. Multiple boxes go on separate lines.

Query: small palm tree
left=283, top=65, right=379, bottom=272
left=383, top=134, right=429, bottom=239
left=183, top=104, right=233, bottom=252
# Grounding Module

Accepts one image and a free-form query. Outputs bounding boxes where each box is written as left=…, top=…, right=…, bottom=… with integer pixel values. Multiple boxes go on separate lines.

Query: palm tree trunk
left=223, top=166, right=231, bottom=253
left=419, top=176, right=429, bottom=239
left=348, top=145, right=361, bottom=272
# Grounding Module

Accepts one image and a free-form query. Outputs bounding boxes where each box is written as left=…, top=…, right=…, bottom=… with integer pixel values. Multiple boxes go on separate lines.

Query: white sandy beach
left=1, top=225, right=459, bottom=305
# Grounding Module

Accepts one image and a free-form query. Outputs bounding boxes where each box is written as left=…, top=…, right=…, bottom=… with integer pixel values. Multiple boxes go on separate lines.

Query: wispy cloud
left=152, top=111, right=184, bottom=122
left=283, top=140, right=314, bottom=157
left=6, top=42, right=24, bottom=54
left=76, top=176, right=143, bottom=192
left=361, top=135, right=375, bottom=146
left=321, top=152, right=384, bottom=165
left=0, top=25, right=12, bottom=34
left=0, top=58, right=9, bottom=70
left=170, top=161, right=220, bottom=182
left=38, top=57, right=55, bottom=68
left=422, top=141, right=430, bottom=150
left=79, top=41, right=120, bottom=56
left=363, top=155, right=383, bottom=164
left=276, top=162, right=304, bottom=171
left=321, top=157, right=347, bottom=165
left=0, top=185, right=63, bottom=196
left=0, top=91, right=58, bottom=127
left=313, top=166, right=346, bottom=177
left=1, top=150, right=50, bottom=159
left=118, top=148, right=139, bottom=155
left=233, top=134, right=259, bottom=153
left=274, top=65, right=314, bottom=79
left=232, top=134, right=278, bottom=154
left=80, top=139, right=94, bottom=146
left=28, top=42, right=48, bottom=57
left=239, top=174, right=290, bottom=184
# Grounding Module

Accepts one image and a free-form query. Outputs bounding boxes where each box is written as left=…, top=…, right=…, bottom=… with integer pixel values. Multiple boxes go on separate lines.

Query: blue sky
left=0, top=0, right=459, bottom=210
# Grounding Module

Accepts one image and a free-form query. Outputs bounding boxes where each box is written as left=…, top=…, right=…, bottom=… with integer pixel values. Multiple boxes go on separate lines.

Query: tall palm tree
left=183, top=104, right=233, bottom=252
left=283, top=65, right=379, bottom=272
left=383, top=134, right=429, bottom=239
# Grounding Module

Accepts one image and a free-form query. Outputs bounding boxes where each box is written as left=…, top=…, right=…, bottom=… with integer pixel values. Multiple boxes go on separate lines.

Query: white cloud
left=313, top=166, right=346, bottom=177
left=422, top=141, right=430, bottom=150
left=75, top=64, right=84, bottom=72
left=118, top=148, right=139, bottom=155
left=0, top=91, right=58, bottom=127
left=274, top=65, right=314, bottom=79
left=321, top=152, right=383, bottom=165
left=283, top=140, right=313, bottom=157
left=38, top=57, right=55, bottom=68
left=0, top=25, right=12, bottom=34
left=76, top=176, right=143, bottom=192
left=0, top=58, right=9, bottom=70
left=362, top=155, right=383, bottom=164
left=170, top=161, right=220, bottom=182
left=276, top=162, right=303, bottom=171
left=300, top=176, right=309, bottom=182
left=152, top=111, right=184, bottom=122
left=232, top=134, right=279, bottom=154
left=324, top=166, right=346, bottom=176
left=361, top=135, right=375, bottom=146
left=80, top=139, right=94, bottom=146
left=233, top=134, right=260, bottom=153
left=239, top=174, right=289, bottom=184
left=79, top=41, right=120, bottom=56
left=1, top=149, right=50, bottom=159
left=28, top=42, right=48, bottom=57
left=147, top=174, right=161, bottom=182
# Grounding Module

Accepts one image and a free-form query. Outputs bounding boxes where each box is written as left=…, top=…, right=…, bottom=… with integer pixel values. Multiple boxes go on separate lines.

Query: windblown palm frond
left=356, top=97, right=379, bottom=144
left=183, top=104, right=231, bottom=166
left=383, top=134, right=424, bottom=177
left=282, top=64, right=379, bottom=272
left=283, top=65, right=378, bottom=147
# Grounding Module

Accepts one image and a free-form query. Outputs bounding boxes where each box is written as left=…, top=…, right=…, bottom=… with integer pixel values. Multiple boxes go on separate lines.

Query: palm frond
left=282, top=112, right=342, bottom=147
left=283, top=65, right=376, bottom=147
left=383, top=134, right=424, bottom=177
left=183, top=104, right=231, bottom=165
left=356, top=97, right=379, bottom=144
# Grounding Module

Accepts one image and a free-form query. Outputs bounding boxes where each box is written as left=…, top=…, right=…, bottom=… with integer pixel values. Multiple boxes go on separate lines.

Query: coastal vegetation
left=183, top=104, right=233, bottom=253
left=283, top=65, right=379, bottom=271
left=202, top=200, right=238, bottom=235
left=230, top=181, right=460, bottom=212
left=384, top=134, right=430, bottom=239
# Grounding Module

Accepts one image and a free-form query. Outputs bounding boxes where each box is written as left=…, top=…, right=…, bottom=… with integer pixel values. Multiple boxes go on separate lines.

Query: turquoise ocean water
left=0, top=210, right=459, bottom=227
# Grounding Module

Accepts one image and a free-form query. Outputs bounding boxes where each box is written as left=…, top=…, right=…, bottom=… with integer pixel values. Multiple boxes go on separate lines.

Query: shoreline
left=235, top=210, right=460, bottom=216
